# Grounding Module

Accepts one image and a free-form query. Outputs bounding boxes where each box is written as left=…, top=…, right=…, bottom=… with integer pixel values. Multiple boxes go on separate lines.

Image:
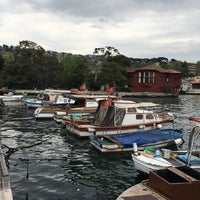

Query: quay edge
left=0, top=146, right=13, bottom=200
left=14, top=89, right=179, bottom=98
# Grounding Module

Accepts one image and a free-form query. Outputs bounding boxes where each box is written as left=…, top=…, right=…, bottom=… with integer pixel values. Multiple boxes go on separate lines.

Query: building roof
left=128, top=64, right=181, bottom=74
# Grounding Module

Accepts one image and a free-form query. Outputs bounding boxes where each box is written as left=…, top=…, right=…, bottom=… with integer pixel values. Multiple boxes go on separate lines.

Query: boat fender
left=157, top=124, right=162, bottom=129
left=139, top=125, right=145, bottom=129
left=175, top=138, right=184, bottom=146
left=133, top=143, right=138, bottom=155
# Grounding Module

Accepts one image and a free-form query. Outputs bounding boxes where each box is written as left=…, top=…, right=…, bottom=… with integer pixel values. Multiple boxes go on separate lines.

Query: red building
left=128, top=64, right=181, bottom=94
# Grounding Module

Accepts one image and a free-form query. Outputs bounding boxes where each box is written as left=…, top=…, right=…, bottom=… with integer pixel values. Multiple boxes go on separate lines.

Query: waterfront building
left=128, top=64, right=181, bottom=95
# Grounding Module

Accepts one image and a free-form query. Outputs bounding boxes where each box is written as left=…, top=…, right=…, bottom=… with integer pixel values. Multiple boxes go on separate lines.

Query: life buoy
left=37, top=93, right=45, bottom=100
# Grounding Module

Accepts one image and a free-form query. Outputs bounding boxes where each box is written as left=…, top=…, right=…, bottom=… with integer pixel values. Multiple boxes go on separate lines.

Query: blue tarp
left=112, top=129, right=183, bottom=148
left=176, top=154, right=200, bottom=165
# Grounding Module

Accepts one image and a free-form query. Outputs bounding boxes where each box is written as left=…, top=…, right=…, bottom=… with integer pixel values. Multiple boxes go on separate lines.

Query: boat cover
left=94, top=104, right=125, bottom=126
left=112, top=129, right=183, bottom=148
left=176, top=154, right=200, bottom=165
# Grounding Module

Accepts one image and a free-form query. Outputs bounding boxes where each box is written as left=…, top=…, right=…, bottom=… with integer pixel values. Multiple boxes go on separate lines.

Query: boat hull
left=0, top=95, right=23, bottom=102
left=66, top=120, right=172, bottom=138
left=35, top=107, right=97, bottom=119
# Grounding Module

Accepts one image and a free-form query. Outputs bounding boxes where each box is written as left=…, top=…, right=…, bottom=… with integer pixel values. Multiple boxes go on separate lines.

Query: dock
left=0, top=146, right=13, bottom=200
left=14, top=89, right=179, bottom=98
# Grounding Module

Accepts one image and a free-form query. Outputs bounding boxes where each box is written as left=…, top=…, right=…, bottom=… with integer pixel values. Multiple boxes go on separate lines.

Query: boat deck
left=116, top=181, right=166, bottom=200
left=117, top=165, right=200, bottom=200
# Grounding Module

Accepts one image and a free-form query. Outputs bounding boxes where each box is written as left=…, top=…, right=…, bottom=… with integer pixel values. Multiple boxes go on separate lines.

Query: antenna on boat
left=187, top=126, right=200, bottom=166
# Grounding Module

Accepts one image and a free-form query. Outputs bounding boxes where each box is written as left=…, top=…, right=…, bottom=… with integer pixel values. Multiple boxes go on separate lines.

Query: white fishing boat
left=132, top=125, right=200, bottom=174
left=55, top=99, right=136, bottom=123
left=24, top=91, right=75, bottom=109
left=0, top=92, right=23, bottom=102
left=34, top=94, right=117, bottom=119
left=64, top=100, right=174, bottom=138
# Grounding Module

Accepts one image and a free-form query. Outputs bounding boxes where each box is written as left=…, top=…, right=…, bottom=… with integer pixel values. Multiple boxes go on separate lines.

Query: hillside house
left=128, top=64, right=181, bottom=95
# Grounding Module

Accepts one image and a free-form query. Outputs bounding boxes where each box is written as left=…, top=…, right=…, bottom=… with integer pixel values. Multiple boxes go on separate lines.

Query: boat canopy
left=115, top=102, right=159, bottom=109
left=94, top=104, right=125, bottom=126
left=64, top=94, right=117, bottom=100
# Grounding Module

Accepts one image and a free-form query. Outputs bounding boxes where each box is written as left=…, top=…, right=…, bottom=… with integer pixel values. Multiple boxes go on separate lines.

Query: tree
left=106, top=55, right=131, bottom=67
left=97, top=61, right=128, bottom=90
left=0, top=42, right=60, bottom=89
left=60, top=54, right=91, bottom=89
left=19, top=40, right=45, bottom=51
left=93, top=46, right=120, bottom=56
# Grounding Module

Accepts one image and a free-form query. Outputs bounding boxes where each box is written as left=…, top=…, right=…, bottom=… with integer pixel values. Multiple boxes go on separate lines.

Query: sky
left=1, top=0, right=200, bottom=63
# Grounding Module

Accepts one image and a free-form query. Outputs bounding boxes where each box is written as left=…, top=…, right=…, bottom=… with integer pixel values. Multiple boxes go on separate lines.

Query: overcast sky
left=1, top=0, right=200, bottom=62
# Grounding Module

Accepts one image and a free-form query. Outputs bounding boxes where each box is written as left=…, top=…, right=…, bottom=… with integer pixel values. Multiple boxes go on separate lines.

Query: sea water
left=0, top=95, right=199, bottom=200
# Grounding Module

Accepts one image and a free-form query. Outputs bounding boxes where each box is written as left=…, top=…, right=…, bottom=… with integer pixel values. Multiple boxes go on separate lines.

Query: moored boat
left=24, top=98, right=43, bottom=108
left=0, top=92, right=23, bottom=102
left=58, top=98, right=136, bottom=124
left=65, top=100, right=174, bottom=138
left=116, top=166, right=200, bottom=200
left=24, top=92, right=75, bottom=109
left=132, top=125, right=200, bottom=174
left=34, top=94, right=117, bottom=119
left=90, top=128, right=184, bottom=154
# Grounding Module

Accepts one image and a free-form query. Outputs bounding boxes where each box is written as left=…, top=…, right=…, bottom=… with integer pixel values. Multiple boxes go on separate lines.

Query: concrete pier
left=0, top=146, right=13, bottom=200
left=14, top=89, right=179, bottom=97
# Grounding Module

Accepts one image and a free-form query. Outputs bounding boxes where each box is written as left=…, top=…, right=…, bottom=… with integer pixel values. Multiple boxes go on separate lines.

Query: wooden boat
left=57, top=99, right=136, bottom=124
left=65, top=100, right=174, bottom=138
left=55, top=99, right=137, bottom=123
left=34, top=94, right=117, bottom=119
left=132, top=126, right=200, bottom=174
left=116, top=166, right=200, bottom=200
left=90, top=128, right=184, bottom=154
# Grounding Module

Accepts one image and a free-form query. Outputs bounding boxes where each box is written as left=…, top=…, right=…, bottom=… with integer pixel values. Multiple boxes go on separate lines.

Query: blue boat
left=24, top=98, right=42, bottom=108
left=90, top=128, right=184, bottom=154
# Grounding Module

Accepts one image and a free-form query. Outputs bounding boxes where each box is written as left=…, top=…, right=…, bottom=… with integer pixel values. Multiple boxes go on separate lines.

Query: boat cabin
left=94, top=101, right=162, bottom=127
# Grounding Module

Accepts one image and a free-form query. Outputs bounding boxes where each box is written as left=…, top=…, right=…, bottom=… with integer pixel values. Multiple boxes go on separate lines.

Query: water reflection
left=0, top=95, right=199, bottom=200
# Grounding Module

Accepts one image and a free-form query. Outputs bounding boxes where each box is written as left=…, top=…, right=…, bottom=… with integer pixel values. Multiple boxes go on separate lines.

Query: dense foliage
left=0, top=41, right=198, bottom=91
